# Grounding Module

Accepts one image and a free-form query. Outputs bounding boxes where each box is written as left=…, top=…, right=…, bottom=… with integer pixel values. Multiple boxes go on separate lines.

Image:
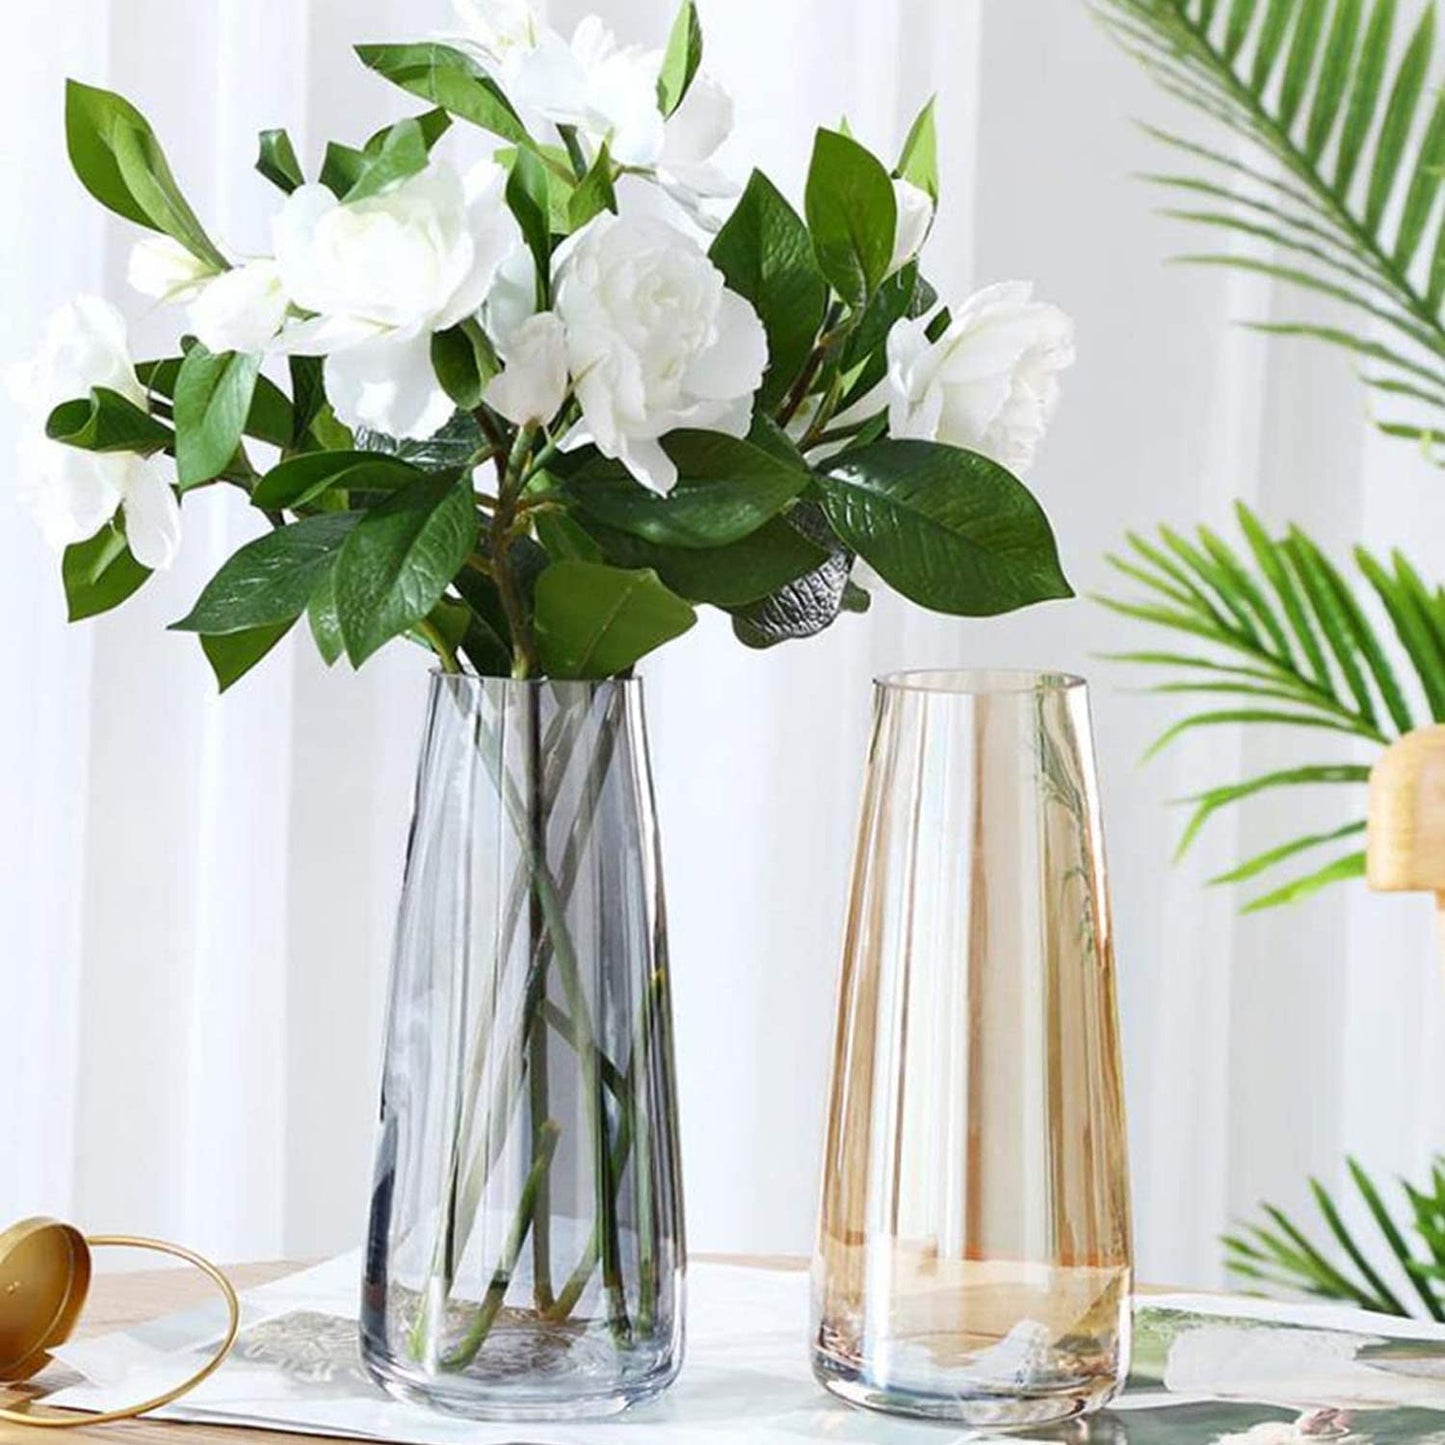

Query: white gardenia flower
left=553, top=211, right=768, bottom=494
left=486, top=312, right=569, bottom=426
left=128, top=236, right=216, bottom=304
left=273, top=157, right=521, bottom=439
left=450, top=0, right=540, bottom=61
left=656, top=73, right=738, bottom=219
left=5, top=296, right=181, bottom=568
left=891, top=178, right=934, bottom=274
left=187, top=260, right=290, bottom=356
left=885, top=281, right=1075, bottom=476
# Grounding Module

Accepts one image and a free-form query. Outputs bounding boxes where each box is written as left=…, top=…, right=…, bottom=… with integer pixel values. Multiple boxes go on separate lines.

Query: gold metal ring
left=0, top=1235, right=240, bottom=1429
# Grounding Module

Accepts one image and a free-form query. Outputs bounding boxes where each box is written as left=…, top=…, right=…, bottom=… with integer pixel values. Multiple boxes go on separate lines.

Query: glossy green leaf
left=173, top=345, right=261, bottom=489
left=251, top=451, right=425, bottom=511
left=710, top=170, right=829, bottom=409
left=65, top=80, right=226, bottom=268
left=307, top=570, right=346, bottom=667
left=201, top=621, right=294, bottom=692
left=506, top=145, right=552, bottom=299
left=334, top=473, right=478, bottom=665
left=804, top=129, right=897, bottom=308
left=562, top=428, right=811, bottom=549
left=46, top=387, right=170, bottom=455
left=431, top=322, right=499, bottom=412
left=534, top=562, right=696, bottom=678
left=354, top=43, right=527, bottom=145
left=173, top=512, right=359, bottom=635
left=896, top=97, right=939, bottom=201
left=256, top=128, right=304, bottom=194
left=657, top=0, right=703, bottom=117
left=62, top=523, right=151, bottom=622
left=568, top=143, right=617, bottom=230
left=819, top=441, right=1072, bottom=616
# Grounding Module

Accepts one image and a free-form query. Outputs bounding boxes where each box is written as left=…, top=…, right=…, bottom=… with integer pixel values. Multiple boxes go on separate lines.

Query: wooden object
left=1368, top=726, right=1445, bottom=965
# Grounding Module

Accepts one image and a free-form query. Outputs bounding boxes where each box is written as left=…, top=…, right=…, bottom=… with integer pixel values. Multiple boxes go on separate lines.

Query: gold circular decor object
left=0, top=1220, right=91, bottom=1385
left=0, top=1224, right=239, bottom=1428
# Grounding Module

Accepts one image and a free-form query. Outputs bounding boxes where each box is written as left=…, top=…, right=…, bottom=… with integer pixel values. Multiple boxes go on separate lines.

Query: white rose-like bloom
left=5, top=297, right=181, bottom=568
left=885, top=282, right=1075, bottom=476
left=187, top=260, right=290, bottom=356
left=273, top=158, right=521, bottom=439
left=128, top=236, right=217, bottom=304
left=486, top=312, right=569, bottom=426
left=891, top=179, right=934, bottom=274
left=554, top=212, right=767, bottom=494
left=450, top=0, right=540, bottom=61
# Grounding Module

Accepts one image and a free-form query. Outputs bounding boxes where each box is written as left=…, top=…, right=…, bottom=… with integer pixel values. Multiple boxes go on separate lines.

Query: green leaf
left=173, top=512, right=359, bottom=635
left=1210, top=820, right=1368, bottom=887
left=657, top=0, right=703, bottom=117
left=173, top=345, right=261, bottom=489
left=506, top=145, right=552, bottom=300
left=1337, top=0, right=1397, bottom=195
left=1174, top=764, right=1373, bottom=859
left=334, top=473, right=479, bottom=665
left=534, top=562, right=696, bottom=679
left=534, top=511, right=604, bottom=563
left=256, top=128, right=304, bottom=194
left=804, top=128, right=897, bottom=308
left=307, top=571, right=346, bottom=667
left=138, top=358, right=293, bottom=451
left=1349, top=1157, right=1445, bottom=1320
left=65, top=80, right=226, bottom=268
left=710, top=170, right=829, bottom=410
left=342, top=115, right=437, bottom=202
left=354, top=43, right=527, bottom=145
left=251, top=451, right=425, bottom=512
left=896, top=97, right=939, bottom=202
left=1364, top=3, right=1433, bottom=233
left=729, top=514, right=854, bottom=648
left=62, top=523, right=151, bottom=622
left=431, top=321, right=499, bottom=412
left=584, top=513, right=831, bottom=608
left=562, top=427, right=811, bottom=549
left=46, top=387, right=170, bottom=455
left=819, top=440, right=1072, bottom=616
left=289, top=356, right=328, bottom=450
left=568, top=143, right=617, bottom=230
left=201, top=621, right=294, bottom=692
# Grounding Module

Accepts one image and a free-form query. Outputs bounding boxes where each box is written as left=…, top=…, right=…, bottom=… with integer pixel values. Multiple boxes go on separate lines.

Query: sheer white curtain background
left=4, top=0, right=1444, bottom=1288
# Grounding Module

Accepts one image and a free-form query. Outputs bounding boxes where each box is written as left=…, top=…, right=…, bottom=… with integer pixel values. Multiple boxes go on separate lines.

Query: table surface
left=0, top=1255, right=806, bottom=1445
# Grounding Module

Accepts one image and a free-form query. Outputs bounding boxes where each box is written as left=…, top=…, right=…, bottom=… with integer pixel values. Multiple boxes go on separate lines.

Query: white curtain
left=5, top=0, right=1444, bottom=1290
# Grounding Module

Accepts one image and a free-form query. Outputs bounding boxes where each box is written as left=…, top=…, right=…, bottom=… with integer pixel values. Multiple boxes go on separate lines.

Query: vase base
left=814, top=1351, right=1118, bottom=1431
left=362, top=1331, right=678, bottom=1422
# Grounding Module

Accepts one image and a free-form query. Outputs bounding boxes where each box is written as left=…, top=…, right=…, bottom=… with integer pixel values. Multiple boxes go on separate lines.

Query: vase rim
left=428, top=670, right=643, bottom=691
left=876, top=668, right=1087, bottom=696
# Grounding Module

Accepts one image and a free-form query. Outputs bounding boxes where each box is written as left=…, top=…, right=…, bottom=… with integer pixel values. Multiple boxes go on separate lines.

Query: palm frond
left=1099, top=503, right=1445, bottom=906
left=1094, top=0, right=1445, bottom=437
left=1227, top=1157, right=1445, bottom=1319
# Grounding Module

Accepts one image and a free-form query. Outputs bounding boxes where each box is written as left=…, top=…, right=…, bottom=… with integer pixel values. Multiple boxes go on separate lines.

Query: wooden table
left=0, top=1256, right=806, bottom=1445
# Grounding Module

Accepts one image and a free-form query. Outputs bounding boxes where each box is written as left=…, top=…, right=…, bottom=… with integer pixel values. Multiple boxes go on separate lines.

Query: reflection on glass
left=813, top=671, right=1133, bottom=1428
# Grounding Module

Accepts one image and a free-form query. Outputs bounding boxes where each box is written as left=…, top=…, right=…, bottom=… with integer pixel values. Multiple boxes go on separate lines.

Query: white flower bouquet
left=7, top=0, right=1076, bottom=684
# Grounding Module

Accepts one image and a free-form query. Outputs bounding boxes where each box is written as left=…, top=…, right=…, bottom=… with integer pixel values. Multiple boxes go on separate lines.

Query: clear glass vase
left=360, top=675, right=684, bottom=1420
left=813, top=671, right=1133, bottom=1429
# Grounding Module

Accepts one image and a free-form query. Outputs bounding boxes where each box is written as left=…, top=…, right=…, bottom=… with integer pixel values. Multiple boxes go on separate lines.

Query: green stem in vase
left=440, top=1121, right=562, bottom=1370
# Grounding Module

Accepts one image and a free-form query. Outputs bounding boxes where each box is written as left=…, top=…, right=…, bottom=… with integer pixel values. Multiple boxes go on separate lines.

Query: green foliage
left=256, top=128, right=304, bottom=194
left=1093, top=0, right=1445, bottom=439
left=1227, top=1157, right=1445, bottom=1320
left=47, top=387, right=170, bottom=455
left=820, top=441, right=1074, bottom=616
left=353, top=43, right=527, bottom=146
left=62, top=524, right=150, bottom=622
left=1099, top=502, right=1445, bottom=907
left=65, top=81, right=226, bottom=269
left=173, top=345, right=261, bottom=489
left=534, top=563, right=696, bottom=678
left=804, top=129, right=898, bottom=309
left=657, top=1, right=704, bottom=117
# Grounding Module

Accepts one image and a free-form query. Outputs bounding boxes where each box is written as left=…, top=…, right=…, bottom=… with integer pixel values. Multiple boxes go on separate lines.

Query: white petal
left=272, top=314, right=390, bottom=357
left=890, top=179, right=934, bottom=274
left=323, top=329, right=455, bottom=440
left=683, top=290, right=767, bottom=401
left=14, top=432, right=124, bottom=551
left=483, top=248, right=540, bottom=351
left=485, top=312, right=569, bottom=425
left=616, top=435, right=677, bottom=496
left=129, top=236, right=216, bottom=303
left=188, top=261, right=289, bottom=354
left=661, top=73, right=733, bottom=169
left=272, top=184, right=343, bottom=316
left=16, top=296, right=146, bottom=415
left=119, top=454, right=183, bottom=570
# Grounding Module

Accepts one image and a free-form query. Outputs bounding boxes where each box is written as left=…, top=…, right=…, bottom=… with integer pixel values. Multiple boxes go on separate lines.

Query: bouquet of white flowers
left=7, top=0, right=1075, bottom=687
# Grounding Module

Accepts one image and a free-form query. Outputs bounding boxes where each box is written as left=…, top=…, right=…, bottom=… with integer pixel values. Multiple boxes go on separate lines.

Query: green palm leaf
left=1093, top=0, right=1445, bottom=432
left=1100, top=506, right=1437, bottom=905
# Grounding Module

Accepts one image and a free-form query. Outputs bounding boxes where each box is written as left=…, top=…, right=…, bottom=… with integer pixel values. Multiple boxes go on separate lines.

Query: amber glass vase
left=813, top=671, right=1132, bottom=1428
